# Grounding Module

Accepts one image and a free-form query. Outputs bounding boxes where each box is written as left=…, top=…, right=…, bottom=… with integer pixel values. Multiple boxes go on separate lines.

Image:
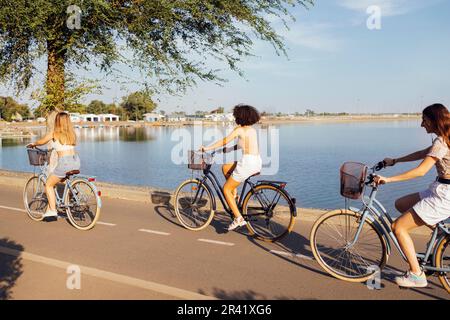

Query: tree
left=0, top=96, right=31, bottom=121
left=87, top=100, right=108, bottom=114
left=0, top=1, right=314, bottom=113
left=121, top=91, right=157, bottom=121
left=305, top=109, right=315, bottom=117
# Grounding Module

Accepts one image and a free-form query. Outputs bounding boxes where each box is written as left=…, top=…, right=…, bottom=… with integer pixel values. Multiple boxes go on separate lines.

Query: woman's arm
left=375, top=156, right=437, bottom=184
left=384, top=148, right=430, bottom=166
left=201, top=127, right=240, bottom=152
left=27, top=133, right=53, bottom=147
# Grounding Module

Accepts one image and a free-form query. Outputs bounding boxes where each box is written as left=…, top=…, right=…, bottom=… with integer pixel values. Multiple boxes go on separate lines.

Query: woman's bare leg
left=392, top=210, right=426, bottom=274
left=222, top=162, right=237, bottom=198
left=224, top=177, right=242, bottom=219
left=45, top=175, right=62, bottom=211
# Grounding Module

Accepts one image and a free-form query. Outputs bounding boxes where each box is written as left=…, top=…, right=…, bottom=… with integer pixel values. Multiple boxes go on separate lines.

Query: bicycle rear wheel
left=434, top=234, right=450, bottom=293
left=174, top=179, right=214, bottom=231
left=65, top=179, right=101, bottom=231
left=310, top=209, right=387, bottom=282
left=23, top=175, right=47, bottom=221
left=241, top=184, right=295, bottom=242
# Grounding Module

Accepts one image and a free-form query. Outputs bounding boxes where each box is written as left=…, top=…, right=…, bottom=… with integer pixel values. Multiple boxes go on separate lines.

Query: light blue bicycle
left=310, top=161, right=450, bottom=293
left=23, top=147, right=102, bottom=231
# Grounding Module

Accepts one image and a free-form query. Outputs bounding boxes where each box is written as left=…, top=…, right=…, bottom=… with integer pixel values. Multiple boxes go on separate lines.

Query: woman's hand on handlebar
left=26, top=143, right=36, bottom=148
left=373, top=175, right=390, bottom=186
left=383, top=158, right=396, bottom=167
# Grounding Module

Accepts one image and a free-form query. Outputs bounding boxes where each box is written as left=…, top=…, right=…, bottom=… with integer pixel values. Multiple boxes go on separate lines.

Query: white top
left=53, top=139, right=75, bottom=152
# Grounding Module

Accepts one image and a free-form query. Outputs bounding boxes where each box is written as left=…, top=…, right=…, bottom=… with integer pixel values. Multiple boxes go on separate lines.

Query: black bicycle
left=173, top=147, right=297, bottom=242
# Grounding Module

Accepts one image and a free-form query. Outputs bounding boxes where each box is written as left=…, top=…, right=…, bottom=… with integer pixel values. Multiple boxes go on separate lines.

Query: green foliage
left=0, top=96, right=30, bottom=121
left=120, top=91, right=157, bottom=121
left=0, top=0, right=314, bottom=109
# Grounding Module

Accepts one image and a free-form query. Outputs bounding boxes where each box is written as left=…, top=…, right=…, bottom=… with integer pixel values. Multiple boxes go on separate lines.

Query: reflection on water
left=0, top=121, right=438, bottom=217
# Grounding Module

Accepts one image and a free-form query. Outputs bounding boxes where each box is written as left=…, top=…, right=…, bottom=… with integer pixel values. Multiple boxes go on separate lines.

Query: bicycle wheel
left=310, top=209, right=387, bottom=282
left=174, top=179, right=214, bottom=231
left=434, top=234, right=450, bottom=293
left=64, top=179, right=101, bottom=231
left=23, top=175, right=47, bottom=221
left=241, top=184, right=295, bottom=242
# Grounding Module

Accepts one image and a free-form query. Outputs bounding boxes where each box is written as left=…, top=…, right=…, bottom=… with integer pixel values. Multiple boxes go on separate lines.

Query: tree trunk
left=46, top=40, right=66, bottom=112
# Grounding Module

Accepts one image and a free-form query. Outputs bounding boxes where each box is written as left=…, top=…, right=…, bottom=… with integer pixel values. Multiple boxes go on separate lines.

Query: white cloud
left=338, top=0, right=444, bottom=17
left=279, top=23, right=342, bottom=52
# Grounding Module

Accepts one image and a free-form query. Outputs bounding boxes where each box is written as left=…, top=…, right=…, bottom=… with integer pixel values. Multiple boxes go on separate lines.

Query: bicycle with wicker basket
left=23, top=147, right=102, bottom=231
left=173, top=146, right=297, bottom=242
left=309, top=161, right=450, bottom=293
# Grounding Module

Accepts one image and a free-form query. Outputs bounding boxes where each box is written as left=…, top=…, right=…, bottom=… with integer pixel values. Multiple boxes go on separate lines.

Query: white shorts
left=413, top=181, right=450, bottom=226
left=232, top=155, right=262, bottom=183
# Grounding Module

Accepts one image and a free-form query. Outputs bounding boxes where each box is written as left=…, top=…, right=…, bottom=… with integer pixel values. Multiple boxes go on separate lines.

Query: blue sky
left=1, top=0, right=449, bottom=114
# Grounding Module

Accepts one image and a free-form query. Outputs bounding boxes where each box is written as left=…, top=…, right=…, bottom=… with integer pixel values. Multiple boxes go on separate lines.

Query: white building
left=167, top=114, right=186, bottom=122
left=79, top=114, right=100, bottom=122
left=204, top=113, right=234, bottom=122
left=144, top=113, right=164, bottom=122
left=98, top=114, right=120, bottom=122
left=69, top=113, right=81, bottom=123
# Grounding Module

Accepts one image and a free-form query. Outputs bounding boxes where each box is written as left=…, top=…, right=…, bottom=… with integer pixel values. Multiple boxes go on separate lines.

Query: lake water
left=0, top=120, right=437, bottom=217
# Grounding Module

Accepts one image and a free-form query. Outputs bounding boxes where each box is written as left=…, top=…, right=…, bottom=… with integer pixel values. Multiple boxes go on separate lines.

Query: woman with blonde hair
left=45, top=110, right=59, bottom=176
left=28, top=112, right=80, bottom=218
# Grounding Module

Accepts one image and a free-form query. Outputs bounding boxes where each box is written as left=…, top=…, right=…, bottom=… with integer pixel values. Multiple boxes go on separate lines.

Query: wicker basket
left=27, top=149, right=49, bottom=166
left=188, top=151, right=213, bottom=170
left=340, top=162, right=368, bottom=200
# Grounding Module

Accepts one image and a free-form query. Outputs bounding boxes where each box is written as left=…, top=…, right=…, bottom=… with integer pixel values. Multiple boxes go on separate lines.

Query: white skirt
left=413, top=181, right=450, bottom=226
left=231, top=155, right=262, bottom=183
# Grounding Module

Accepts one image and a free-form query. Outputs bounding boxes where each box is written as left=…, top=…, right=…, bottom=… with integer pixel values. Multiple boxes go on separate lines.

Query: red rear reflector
left=280, top=183, right=286, bottom=188
left=98, top=191, right=102, bottom=197
left=88, top=178, right=96, bottom=182
left=192, top=187, right=198, bottom=191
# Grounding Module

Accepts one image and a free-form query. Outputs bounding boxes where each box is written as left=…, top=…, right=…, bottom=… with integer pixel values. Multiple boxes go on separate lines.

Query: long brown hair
left=423, top=104, right=450, bottom=147
left=53, top=112, right=76, bottom=146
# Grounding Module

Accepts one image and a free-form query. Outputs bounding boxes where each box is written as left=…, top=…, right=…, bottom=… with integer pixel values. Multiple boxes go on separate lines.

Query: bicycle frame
left=31, top=148, right=102, bottom=211
left=346, top=175, right=450, bottom=273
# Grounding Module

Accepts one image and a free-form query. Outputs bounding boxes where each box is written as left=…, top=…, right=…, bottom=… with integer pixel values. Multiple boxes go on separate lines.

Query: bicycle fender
left=349, top=206, right=392, bottom=256
left=433, top=234, right=449, bottom=261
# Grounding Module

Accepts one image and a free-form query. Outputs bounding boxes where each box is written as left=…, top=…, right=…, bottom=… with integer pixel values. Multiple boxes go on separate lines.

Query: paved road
left=0, top=184, right=448, bottom=300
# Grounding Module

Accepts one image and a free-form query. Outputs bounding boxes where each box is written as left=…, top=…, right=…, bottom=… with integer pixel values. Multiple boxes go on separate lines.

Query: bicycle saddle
left=65, top=170, right=80, bottom=177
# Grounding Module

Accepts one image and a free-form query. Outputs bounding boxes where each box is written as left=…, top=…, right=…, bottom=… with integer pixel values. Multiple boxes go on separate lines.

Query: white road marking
left=270, top=250, right=315, bottom=261
left=0, top=205, right=26, bottom=213
left=0, top=204, right=115, bottom=227
left=198, top=239, right=235, bottom=246
left=96, top=222, right=116, bottom=227
left=139, top=229, right=171, bottom=236
left=0, top=245, right=215, bottom=300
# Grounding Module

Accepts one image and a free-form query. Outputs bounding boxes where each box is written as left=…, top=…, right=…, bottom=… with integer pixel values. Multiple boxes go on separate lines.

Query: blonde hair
left=53, top=112, right=76, bottom=146
left=46, top=110, right=59, bottom=134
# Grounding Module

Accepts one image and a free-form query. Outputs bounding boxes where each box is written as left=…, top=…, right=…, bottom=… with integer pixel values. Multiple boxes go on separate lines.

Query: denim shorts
left=53, top=154, right=81, bottom=178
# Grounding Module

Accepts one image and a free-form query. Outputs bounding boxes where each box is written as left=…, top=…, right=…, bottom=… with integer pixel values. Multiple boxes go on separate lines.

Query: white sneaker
left=43, top=209, right=58, bottom=218
left=227, top=217, right=247, bottom=231
left=395, top=270, right=428, bottom=288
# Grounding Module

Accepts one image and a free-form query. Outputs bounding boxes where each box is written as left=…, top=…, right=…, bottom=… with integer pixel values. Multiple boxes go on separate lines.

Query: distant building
left=69, top=113, right=81, bottom=123
left=144, top=113, right=165, bottom=122
left=166, top=114, right=186, bottom=122
left=79, top=114, right=100, bottom=122
left=204, top=113, right=234, bottom=122
left=98, top=114, right=120, bottom=122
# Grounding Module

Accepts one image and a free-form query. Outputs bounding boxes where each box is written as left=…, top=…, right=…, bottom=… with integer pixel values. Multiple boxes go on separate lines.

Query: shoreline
left=0, top=115, right=421, bottom=138
left=0, top=168, right=434, bottom=236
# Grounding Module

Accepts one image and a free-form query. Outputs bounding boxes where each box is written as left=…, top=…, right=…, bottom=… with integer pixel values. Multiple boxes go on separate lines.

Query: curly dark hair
left=233, top=104, right=261, bottom=126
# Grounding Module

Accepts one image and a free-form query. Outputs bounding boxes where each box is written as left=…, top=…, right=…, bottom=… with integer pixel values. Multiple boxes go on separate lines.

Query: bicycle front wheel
left=310, top=209, right=387, bottom=282
left=434, top=234, right=450, bottom=293
left=64, top=179, right=101, bottom=231
left=242, top=184, right=296, bottom=242
left=174, top=179, right=215, bottom=231
left=23, top=175, right=47, bottom=221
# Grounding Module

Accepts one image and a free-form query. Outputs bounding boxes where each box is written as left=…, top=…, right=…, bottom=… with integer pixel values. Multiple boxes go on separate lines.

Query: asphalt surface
left=0, top=183, right=448, bottom=300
